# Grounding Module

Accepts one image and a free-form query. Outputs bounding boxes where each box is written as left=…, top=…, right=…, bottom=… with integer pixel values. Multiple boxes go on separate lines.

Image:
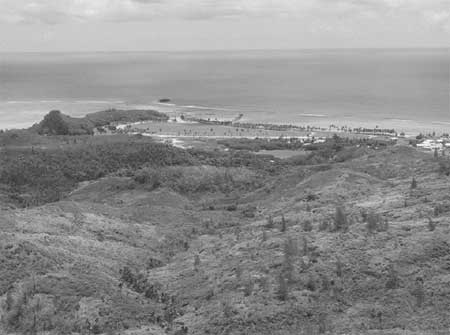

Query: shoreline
left=105, top=111, right=450, bottom=153
left=153, top=101, right=450, bottom=136
left=1, top=98, right=450, bottom=136
left=112, top=114, right=403, bottom=140
left=2, top=106, right=449, bottom=154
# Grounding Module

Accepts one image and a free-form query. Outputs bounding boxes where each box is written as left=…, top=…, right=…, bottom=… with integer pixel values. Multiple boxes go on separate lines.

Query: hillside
left=1, top=136, right=450, bottom=334
left=31, top=109, right=169, bottom=135
left=85, top=109, right=169, bottom=127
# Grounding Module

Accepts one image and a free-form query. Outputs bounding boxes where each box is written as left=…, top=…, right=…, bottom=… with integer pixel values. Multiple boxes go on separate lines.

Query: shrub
left=119, top=267, right=134, bottom=287
left=305, top=274, right=316, bottom=291
left=365, top=211, right=388, bottom=233
left=320, top=274, right=331, bottom=292
left=333, top=206, right=348, bottom=231
left=242, top=205, right=257, bottom=218
left=301, top=220, right=313, bottom=232
left=194, top=255, right=201, bottom=271
left=235, top=265, right=243, bottom=281
left=226, top=204, right=238, bottom=211
left=336, top=258, right=343, bottom=278
left=283, top=238, right=296, bottom=269
left=261, top=231, right=268, bottom=242
left=301, top=236, right=309, bottom=256
left=243, top=280, right=254, bottom=297
left=369, top=216, right=380, bottom=231
left=119, top=267, right=172, bottom=304
left=385, top=264, right=400, bottom=290
left=318, top=313, right=328, bottom=334
left=221, top=301, right=234, bottom=319
left=306, top=193, right=319, bottom=202
left=318, top=220, right=330, bottom=232
left=276, top=274, right=288, bottom=301
left=280, top=215, right=287, bottom=232
left=265, top=216, right=275, bottom=229
left=411, top=177, right=417, bottom=189
left=282, top=241, right=296, bottom=285
left=438, top=158, right=450, bottom=176
left=133, top=169, right=162, bottom=189
left=412, top=277, right=425, bottom=308
left=379, top=219, right=389, bottom=232
left=146, top=258, right=164, bottom=270
left=434, top=206, right=441, bottom=217
left=427, top=218, right=436, bottom=231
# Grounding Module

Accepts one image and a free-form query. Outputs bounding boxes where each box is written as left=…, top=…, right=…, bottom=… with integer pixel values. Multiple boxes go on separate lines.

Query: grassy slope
left=1, top=141, right=450, bottom=334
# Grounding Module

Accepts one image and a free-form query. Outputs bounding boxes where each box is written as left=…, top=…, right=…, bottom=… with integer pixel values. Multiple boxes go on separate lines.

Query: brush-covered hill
left=1, top=134, right=450, bottom=335
left=31, top=109, right=169, bottom=135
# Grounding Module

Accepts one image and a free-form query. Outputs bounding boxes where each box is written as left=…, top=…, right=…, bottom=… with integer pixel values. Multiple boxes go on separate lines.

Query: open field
left=121, top=120, right=372, bottom=140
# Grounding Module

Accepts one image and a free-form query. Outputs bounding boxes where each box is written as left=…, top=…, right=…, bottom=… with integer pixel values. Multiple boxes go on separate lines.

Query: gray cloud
left=0, top=0, right=448, bottom=35
left=131, top=0, right=164, bottom=3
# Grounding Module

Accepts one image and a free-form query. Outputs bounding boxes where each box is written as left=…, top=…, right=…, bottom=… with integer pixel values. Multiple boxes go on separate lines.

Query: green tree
left=283, top=238, right=296, bottom=283
left=336, top=258, right=343, bottom=278
left=277, top=273, right=288, bottom=301
left=427, top=217, right=436, bottom=231
left=5, top=290, right=14, bottom=312
left=280, top=215, right=287, bottom=232
left=262, top=230, right=268, bottom=242
left=302, top=219, right=313, bottom=232
left=334, top=206, right=348, bottom=231
left=38, top=110, right=69, bottom=135
left=412, top=278, right=425, bottom=308
left=366, top=211, right=386, bottom=233
left=385, top=264, right=400, bottom=290
left=194, top=255, right=201, bottom=272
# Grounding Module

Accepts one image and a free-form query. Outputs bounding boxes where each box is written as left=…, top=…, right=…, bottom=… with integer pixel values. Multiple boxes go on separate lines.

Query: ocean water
left=0, top=49, right=449, bottom=133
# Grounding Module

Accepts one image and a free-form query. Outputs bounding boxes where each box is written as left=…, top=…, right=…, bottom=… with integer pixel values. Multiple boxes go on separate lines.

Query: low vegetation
left=0, top=136, right=194, bottom=206
left=218, top=137, right=304, bottom=151
left=438, top=157, right=450, bottom=176
left=133, top=166, right=262, bottom=194
left=31, top=109, right=168, bottom=136
left=1, top=112, right=449, bottom=335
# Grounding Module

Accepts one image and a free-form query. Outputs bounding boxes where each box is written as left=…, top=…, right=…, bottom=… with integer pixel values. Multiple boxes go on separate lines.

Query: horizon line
left=1, top=47, right=449, bottom=54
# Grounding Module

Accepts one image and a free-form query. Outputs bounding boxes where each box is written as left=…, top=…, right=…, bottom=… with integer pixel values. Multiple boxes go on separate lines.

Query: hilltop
left=30, top=109, right=169, bottom=136
left=1, top=119, right=450, bottom=334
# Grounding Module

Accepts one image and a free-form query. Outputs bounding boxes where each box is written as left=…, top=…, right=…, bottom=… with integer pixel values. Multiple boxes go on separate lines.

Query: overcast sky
left=0, top=0, right=449, bottom=52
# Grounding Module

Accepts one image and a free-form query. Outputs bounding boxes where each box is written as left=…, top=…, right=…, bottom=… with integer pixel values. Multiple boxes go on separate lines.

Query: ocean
left=0, top=49, right=449, bottom=134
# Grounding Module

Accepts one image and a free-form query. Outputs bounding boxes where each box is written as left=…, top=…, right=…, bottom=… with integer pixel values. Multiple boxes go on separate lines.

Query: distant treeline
left=183, top=116, right=398, bottom=135
left=351, top=127, right=397, bottom=135
left=218, top=135, right=395, bottom=153
left=218, top=138, right=305, bottom=151
left=233, top=122, right=325, bottom=132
